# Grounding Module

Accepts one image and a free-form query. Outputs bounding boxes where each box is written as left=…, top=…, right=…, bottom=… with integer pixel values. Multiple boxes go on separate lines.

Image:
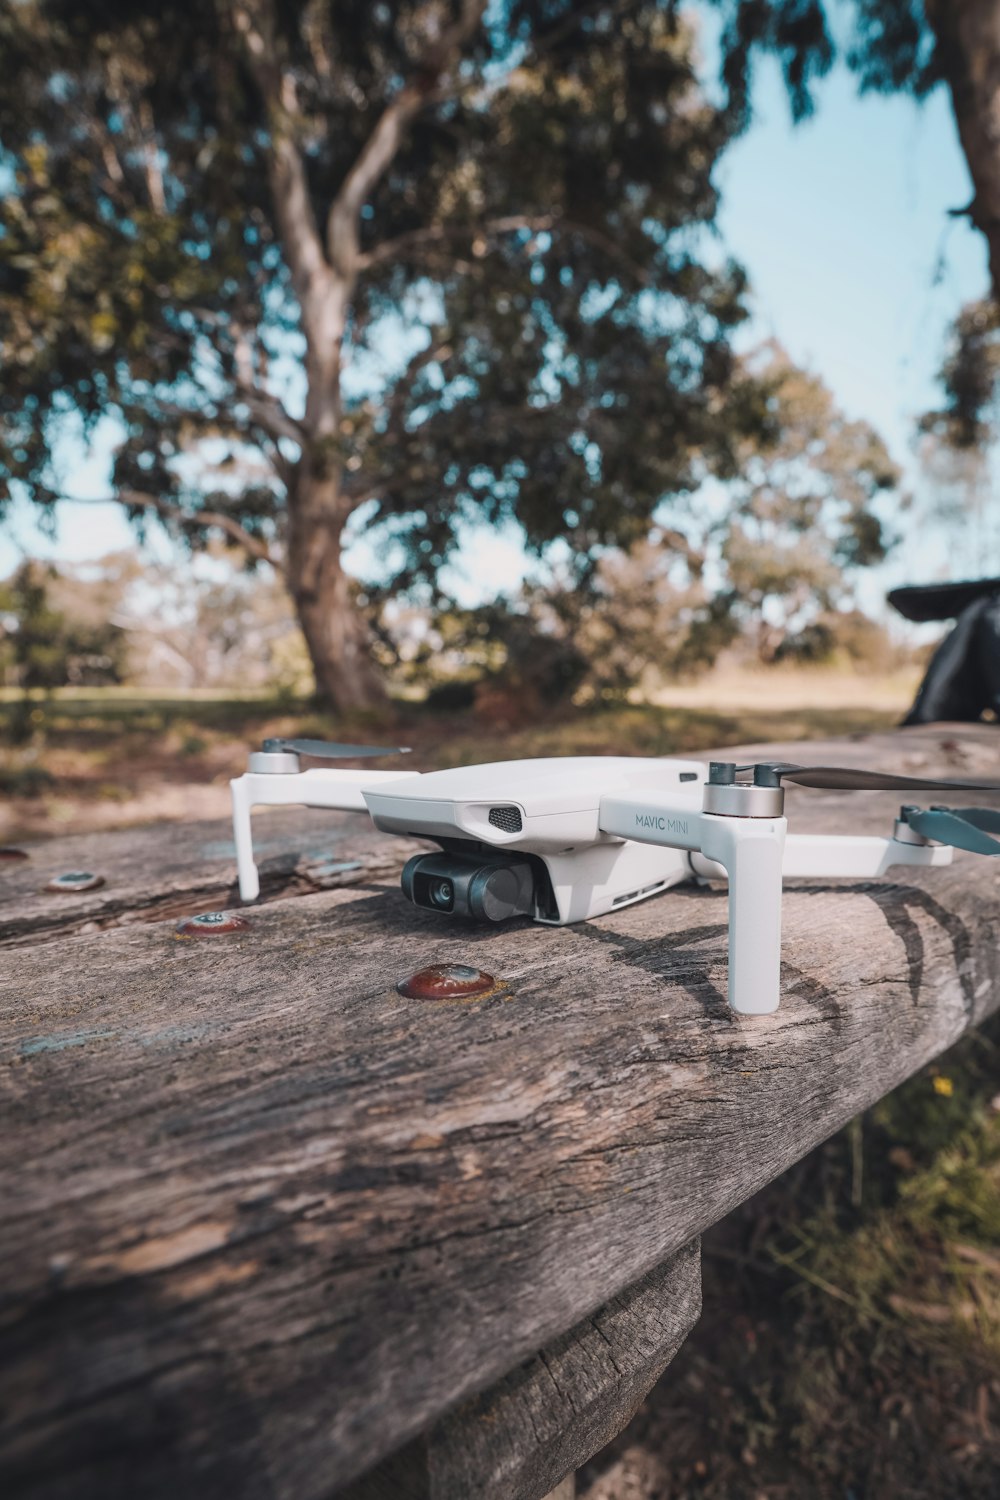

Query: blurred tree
left=719, top=342, right=899, bottom=659
left=0, top=0, right=764, bottom=711
left=392, top=343, right=898, bottom=697
left=110, top=550, right=316, bottom=693
left=0, top=563, right=67, bottom=695
left=0, top=560, right=127, bottom=693
left=918, top=295, right=1000, bottom=464
left=774, top=608, right=908, bottom=672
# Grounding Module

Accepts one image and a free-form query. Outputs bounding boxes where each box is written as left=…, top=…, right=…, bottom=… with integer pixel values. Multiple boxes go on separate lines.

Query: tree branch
left=68, top=490, right=284, bottom=572
left=359, top=214, right=651, bottom=285
left=127, top=490, right=283, bottom=570
left=102, top=55, right=167, bottom=215
left=359, top=215, right=547, bottom=269
left=379, top=334, right=456, bottom=439
left=232, top=330, right=307, bottom=448
left=142, top=393, right=297, bottom=493
left=231, top=1, right=331, bottom=318
left=325, top=0, right=487, bottom=278
left=236, top=391, right=306, bottom=450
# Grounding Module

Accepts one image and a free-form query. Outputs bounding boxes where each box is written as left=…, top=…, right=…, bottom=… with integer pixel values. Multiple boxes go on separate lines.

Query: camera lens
left=428, top=877, right=454, bottom=909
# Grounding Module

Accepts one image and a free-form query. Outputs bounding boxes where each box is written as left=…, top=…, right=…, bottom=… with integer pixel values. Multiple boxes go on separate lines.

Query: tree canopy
left=408, top=340, right=899, bottom=702
left=0, top=0, right=777, bottom=709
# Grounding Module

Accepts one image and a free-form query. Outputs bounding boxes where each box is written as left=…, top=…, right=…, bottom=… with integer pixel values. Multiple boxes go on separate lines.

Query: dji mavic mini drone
left=230, top=738, right=1000, bottom=1016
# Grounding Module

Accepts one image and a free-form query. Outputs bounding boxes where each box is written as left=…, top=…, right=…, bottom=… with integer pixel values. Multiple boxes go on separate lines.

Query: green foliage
left=0, top=1, right=283, bottom=543
left=0, top=1, right=763, bottom=592
left=846, top=0, right=941, bottom=98
left=708, top=0, right=940, bottom=129
left=774, top=607, right=904, bottom=671
left=772, top=1023, right=1000, bottom=1387
left=711, top=0, right=835, bottom=125
left=0, top=560, right=126, bottom=693
left=921, top=297, right=1000, bottom=451
left=719, top=342, right=898, bottom=657
left=704, top=0, right=999, bottom=499
left=400, top=340, right=899, bottom=696
left=617, top=1020, right=1000, bottom=1498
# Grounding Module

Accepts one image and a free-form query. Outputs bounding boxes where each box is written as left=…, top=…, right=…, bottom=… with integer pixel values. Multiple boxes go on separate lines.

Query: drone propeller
left=903, top=806, right=1000, bottom=856
left=261, top=737, right=411, bottom=760
left=753, top=763, right=1000, bottom=794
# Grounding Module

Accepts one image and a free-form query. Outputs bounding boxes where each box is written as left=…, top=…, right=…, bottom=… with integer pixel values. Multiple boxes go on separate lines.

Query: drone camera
left=402, top=851, right=538, bottom=922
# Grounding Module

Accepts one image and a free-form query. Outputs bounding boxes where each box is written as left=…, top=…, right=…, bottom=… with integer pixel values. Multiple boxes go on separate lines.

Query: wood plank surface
left=2, top=726, right=999, bottom=1498
left=343, top=1239, right=700, bottom=1500
left=0, top=808, right=425, bottom=948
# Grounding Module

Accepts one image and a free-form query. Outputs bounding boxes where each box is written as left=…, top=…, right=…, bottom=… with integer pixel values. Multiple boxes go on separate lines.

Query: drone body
left=228, top=745, right=995, bottom=1016
left=233, top=756, right=703, bottom=921
left=366, top=756, right=705, bottom=924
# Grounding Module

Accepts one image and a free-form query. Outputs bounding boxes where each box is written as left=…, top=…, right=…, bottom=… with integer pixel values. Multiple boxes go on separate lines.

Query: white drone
left=230, top=738, right=1000, bottom=1016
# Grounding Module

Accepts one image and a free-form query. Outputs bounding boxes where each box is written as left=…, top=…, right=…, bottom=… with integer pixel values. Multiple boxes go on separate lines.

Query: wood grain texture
left=2, top=727, right=999, bottom=1498
left=343, top=1239, right=700, bottom=1500
left=0, top=807, right=426, bottom=948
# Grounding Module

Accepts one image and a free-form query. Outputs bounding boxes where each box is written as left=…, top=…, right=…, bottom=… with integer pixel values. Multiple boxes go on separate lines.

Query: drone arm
left=229, top=768, right=420, bottom=902
left=782, top=833, right=953, bottom=876
left=690, top=832, right=954, bottom=882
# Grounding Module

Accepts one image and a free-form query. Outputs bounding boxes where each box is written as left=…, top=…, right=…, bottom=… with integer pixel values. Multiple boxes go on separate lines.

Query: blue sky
left=715, top=54, right=988, bottom=601
left=0, top=37, right=990, bottom=610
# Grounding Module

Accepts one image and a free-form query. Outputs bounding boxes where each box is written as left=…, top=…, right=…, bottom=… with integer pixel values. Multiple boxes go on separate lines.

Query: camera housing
left=401, top=849, right=543, bottom=922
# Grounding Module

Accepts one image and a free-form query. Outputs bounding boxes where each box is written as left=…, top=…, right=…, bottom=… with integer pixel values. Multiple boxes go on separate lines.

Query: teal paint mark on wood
left=20, top=1028, right=118, bottom=1056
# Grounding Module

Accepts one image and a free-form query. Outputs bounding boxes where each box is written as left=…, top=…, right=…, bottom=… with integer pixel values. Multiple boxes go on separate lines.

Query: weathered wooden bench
left=3, top=724, right=999, bottom=1500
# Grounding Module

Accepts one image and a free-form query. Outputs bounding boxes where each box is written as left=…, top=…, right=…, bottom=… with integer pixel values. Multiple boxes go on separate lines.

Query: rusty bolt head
left=397, top=963, right=497, bottom=1000
left=44, top=871, right=105, bottom=893
left=176, top=910, right=251, bottom=938
left=0, top=846, right=29, bottom=862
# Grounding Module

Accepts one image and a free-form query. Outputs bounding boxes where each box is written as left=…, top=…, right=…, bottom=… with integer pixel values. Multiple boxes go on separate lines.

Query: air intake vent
left=488, top=806, right=523, bottom=834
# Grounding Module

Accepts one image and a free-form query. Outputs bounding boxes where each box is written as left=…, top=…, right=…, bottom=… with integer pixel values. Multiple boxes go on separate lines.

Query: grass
left=580, top=1020, right=1000, bottom=1499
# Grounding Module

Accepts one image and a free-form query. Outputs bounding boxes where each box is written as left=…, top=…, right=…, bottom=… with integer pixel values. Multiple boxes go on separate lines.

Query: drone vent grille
left=488, top=806, right=523, bottom=834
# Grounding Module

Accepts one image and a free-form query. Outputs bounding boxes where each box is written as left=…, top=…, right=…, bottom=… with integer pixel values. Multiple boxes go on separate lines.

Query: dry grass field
left=0, top=665, right=918, bottom=841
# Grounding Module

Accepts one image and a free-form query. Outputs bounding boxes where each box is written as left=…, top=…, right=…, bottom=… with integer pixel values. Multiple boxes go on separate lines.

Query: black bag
left=887, top=577, right=1000, bottom=623
left=890, top=580, right=1000, bottom=725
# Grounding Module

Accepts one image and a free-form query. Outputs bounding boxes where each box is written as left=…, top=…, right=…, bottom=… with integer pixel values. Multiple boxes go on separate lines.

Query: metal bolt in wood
left=175, top=911, right=252, bottom=937
left=43, top=871, right=105, bottom=893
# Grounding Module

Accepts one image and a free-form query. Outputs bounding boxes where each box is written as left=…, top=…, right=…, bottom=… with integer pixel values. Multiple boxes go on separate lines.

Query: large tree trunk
left=238, top=0, right=486, bottom=713
left=927, top=0, right=1000, bottom=293
left=287, top=469, right=387, bottom=713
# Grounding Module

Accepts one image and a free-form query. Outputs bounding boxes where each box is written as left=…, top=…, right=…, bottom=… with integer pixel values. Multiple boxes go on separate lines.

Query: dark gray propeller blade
left=904, top=806, right=1000, bottom=856
left=760, top=763, right=1000, bottom=794
left=262, top=737, right=411, bottom=759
